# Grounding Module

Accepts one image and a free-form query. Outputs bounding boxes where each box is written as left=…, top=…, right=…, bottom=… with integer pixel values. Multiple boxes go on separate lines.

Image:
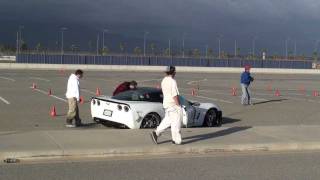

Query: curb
left=2, top=142, right=320, bottom=161
left=1, top=63, right=320, bottom=74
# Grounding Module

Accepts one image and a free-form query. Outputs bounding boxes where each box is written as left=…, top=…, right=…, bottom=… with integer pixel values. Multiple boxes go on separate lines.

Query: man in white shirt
left=65, top=69, right=83, bottom=127
left=150, top=66, right=183, bottom=145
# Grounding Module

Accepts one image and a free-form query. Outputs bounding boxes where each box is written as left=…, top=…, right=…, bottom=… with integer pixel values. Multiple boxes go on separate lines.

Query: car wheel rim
left=207, top=110, right=217, bottom=127
left=142, top=114, right=159, bottom=128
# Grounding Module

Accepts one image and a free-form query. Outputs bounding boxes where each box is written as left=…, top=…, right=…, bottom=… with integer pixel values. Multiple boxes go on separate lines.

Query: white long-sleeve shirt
left=66, top=74, right=80, bottom=101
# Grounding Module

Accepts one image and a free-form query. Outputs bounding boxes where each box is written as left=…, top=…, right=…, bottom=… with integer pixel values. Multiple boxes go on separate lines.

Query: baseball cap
left=165, top=66, right=176, bottom=73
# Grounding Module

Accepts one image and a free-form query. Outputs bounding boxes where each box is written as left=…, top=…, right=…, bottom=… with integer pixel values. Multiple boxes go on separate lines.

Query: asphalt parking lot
left=0, top=69, right=320, bottom=131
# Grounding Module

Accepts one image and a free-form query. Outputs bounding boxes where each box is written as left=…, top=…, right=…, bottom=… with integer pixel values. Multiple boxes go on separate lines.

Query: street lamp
left=143, top=31, right=149, bottom=56
left=60, top=27, right=67, bottom=55
left=285, top=38, right=290, bottom=60
left=102, top=29, right=109, bottom=49
left=182, top=33, right=186, bottom=58
left=217, top=35, right=223, bottom=58
left=18, top=25, right=24, bottom=53
left=252, top=36, right=257, bottom=57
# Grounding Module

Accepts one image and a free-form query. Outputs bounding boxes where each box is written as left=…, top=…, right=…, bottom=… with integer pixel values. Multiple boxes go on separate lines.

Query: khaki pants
left=155, top=105, right=182, bottom=144
left=66, top=98, right=80, bottom=124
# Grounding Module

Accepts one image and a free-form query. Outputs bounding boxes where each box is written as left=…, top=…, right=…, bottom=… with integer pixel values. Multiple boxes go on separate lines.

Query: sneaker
left=66, top=124, right=76, bottom=128
left=150, top=131, right=158, bottom=144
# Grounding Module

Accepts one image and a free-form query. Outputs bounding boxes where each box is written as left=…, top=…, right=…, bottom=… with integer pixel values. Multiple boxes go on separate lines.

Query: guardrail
left=16, top=54, right=313, bottom=69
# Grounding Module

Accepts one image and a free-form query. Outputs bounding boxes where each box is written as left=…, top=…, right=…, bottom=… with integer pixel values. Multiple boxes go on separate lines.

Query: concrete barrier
left=0, top=63, right=320, bottom=74
left=0, top=56, right=16, bottom=62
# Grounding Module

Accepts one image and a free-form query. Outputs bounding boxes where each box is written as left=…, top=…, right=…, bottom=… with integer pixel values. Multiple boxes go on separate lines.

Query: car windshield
left=112, top=87, right=163, bottom=102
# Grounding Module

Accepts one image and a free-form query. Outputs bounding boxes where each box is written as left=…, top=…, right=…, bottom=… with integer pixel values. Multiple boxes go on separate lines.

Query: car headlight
left=117, top=104, right=122, bottom=111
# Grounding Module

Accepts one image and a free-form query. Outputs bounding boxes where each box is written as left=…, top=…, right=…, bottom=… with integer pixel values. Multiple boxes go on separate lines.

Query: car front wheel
left=140, top=113, right=161, bottom=129
left=203, top=108, right=221, bottom=127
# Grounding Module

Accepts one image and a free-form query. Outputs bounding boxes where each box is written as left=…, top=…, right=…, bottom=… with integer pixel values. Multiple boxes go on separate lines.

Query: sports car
left=91, top=87, right=222, bottom=129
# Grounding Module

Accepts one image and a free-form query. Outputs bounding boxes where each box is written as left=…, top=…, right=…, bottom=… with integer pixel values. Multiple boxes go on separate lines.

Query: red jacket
left=112, top=82, right=131, bottom=96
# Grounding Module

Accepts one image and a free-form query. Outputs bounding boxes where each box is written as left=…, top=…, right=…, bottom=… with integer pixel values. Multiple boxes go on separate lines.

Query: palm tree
left=134, top=47, right=142, bottom=55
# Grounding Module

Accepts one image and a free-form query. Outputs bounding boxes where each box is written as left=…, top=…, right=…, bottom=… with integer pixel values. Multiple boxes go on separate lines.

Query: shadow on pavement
left=158, top=126, right=252, bottom=145
left=77, top=123, right=99, bottom=129
left=253, top=99, right=288, bottom=105
left=222, top=117, right=241, bottom=125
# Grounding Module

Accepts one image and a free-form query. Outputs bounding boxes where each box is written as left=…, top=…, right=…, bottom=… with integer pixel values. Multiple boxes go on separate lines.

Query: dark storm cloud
left=1, top=0, right=320, bottom=54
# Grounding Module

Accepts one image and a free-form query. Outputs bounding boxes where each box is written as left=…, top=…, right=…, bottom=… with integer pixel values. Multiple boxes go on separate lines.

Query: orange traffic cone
left=267, top=84, right=272, bottom=91
left=231, top=87, right=237, bottom=96
left=313, top=90, right=319, bottom=97
left=48, top=88, right=52, bottom=96
left=32, top=83, right=37, bottom=90
left=275, top=90, right=280, bottom=97
left=50, top=106, right=57, bottom=117
left=191, top=89, right=196, bottom=96
left=299, top=85, right=306, bottom=94
left=80, top=96, right=84, bottom=104
left=96, top=87, right=101, bottom=96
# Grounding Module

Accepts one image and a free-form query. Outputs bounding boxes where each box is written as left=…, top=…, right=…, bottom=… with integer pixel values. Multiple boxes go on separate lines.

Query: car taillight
left=117, top=104, right=122, bottom=111
left=124, top=106, right=129, bottom=112
left=97, top=100, right=100, bottom=106
left=92, top=99, right=96, bottom=105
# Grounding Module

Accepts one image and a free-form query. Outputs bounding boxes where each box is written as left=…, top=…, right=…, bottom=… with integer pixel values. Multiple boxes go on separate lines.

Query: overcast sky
left=1, top=0, right=320, bottom=55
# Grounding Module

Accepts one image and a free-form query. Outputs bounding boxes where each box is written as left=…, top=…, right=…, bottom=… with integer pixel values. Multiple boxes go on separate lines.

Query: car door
left=180, top=96, right=196, bottom=127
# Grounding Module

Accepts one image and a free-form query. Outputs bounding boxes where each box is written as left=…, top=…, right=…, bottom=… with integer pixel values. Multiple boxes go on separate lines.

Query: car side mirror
left=191, top=102, right=200, bottom=106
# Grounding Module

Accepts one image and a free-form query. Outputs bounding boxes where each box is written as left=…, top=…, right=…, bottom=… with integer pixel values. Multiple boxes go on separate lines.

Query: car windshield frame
left=112, top=87, right=163, bottom=102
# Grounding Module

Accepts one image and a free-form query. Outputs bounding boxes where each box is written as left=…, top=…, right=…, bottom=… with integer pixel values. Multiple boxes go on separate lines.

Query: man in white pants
left=150, top=66, right=183, bottom=145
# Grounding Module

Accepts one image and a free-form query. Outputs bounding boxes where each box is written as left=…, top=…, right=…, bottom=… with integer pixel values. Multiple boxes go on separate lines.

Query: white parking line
left=29, top=77, right=50, bottom=82
left=0, top=96, right=10, bottom=104
left=0, top=76, right=15, bottom=82
left=30, top=87, right=67, bottom=102
left=137, top=78, right=162, bottom=83
left=81, top=89, right=96, bottom=95
left=187, top=78, right=207, bottom=85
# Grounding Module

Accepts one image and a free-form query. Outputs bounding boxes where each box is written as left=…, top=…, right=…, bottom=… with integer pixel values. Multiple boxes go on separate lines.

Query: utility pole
left=182, top=33, right=186, bottom=58
left=60, top=27, right=67, bottom=55
left=234, top=40, right=237, bottom=57
left=143, top=31, right=149, bottom=56
left=96, top=33, right=100, bottom=56
left=169, top=39, right=171, bottom=56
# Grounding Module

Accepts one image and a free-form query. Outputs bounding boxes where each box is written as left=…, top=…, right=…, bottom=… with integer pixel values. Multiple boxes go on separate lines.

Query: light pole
left=143, top=31, right=149, bottom=56
left=182, top=33, right=186, bottom=58
left=234, top=40, right=237, bottom=57
left=102, top=29, right=108, bottom=49
left=18, top=25, right=24, bottom=53
left=294, top=40, right=297, bottom=60
left=60, top=27, right=67, bottom=55
left=252, top=36, right=257, bottom=57
left=96, top=33, right=100, bottom=56
left=205, top=45, right=208, bottom=58
left=285, top=38, right=290, bottom=60
left=217, top=35, right=223, bottom=58
left=168, top=39, right=171, bottom=56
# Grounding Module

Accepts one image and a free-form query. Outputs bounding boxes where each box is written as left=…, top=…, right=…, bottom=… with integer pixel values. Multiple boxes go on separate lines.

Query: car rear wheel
left=140, top=113, right=161, bottom=129
left=203, top=109, right=220, bottom=127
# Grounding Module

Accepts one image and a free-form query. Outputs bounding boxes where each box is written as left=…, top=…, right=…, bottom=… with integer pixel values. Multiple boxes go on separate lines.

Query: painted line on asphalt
left=0, top=76, right=15, bottom=82
left=0, top=96, right=10, bottom=104
left=29, top=77, right=50, bottom=82
left=195, top=95, right=234, bottom=104
left=81, top=89, right=96, bottom=95
left=30, top=87, right=67, bottom=102
left=187, top=78, right=207, bottom=85
left=137, top=78, right=162, bottom=83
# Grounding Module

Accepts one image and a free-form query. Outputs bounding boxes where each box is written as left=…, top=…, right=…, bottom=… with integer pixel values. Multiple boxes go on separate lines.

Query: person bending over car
left=112, top=80, right=138, bottom=96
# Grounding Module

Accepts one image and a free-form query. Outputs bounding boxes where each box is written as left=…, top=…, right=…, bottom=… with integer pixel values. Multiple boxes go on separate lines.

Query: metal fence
left=16, top=54, right=313, bottom=69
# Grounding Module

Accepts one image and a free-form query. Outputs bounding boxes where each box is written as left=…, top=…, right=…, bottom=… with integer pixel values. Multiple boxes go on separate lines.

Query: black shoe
left=150, top=131, right=158, bottom=144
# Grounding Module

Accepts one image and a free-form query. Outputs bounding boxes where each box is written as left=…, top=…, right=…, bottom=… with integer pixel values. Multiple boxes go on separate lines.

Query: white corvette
left=91, top=87, right=222, bottom=129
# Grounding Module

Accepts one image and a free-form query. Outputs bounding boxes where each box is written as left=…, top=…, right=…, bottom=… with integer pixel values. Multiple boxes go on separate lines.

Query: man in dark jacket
left=112, top=80, right=137, bottom=96
left=240, top=65, right=254, bottom=105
